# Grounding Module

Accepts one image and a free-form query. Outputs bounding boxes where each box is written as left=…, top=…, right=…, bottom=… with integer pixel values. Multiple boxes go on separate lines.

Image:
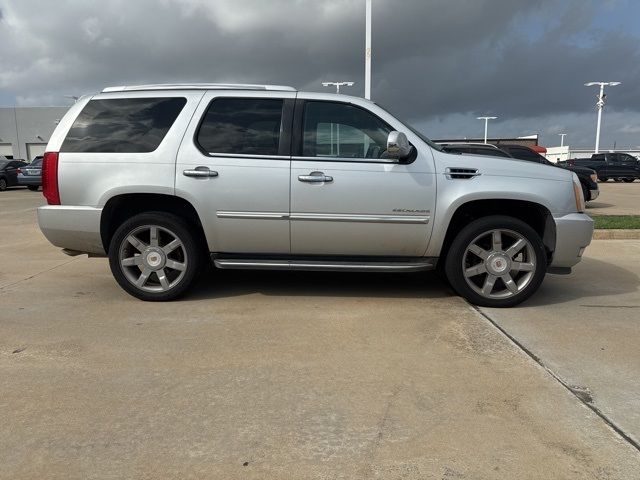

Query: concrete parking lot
left=1, top=189, right=639, bottom=479
left=587, top=181, right=640, bottom=216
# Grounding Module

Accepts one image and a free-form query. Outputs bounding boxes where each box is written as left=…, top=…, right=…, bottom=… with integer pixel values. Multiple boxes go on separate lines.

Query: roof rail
left=102, top=83, right=297, bottom=93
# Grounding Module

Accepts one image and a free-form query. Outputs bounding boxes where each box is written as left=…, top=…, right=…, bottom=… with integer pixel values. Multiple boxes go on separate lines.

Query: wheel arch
left=100, top=193, right=207, bottom=253
left=437, top=198, right=556, bottom=267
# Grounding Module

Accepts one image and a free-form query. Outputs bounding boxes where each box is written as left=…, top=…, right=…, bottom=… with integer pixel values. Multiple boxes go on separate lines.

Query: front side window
left=302, top=101, right=392, bottom=160
left=197, top=98, right=283, bottom=156
left=61, top=97, right=186, bottom=153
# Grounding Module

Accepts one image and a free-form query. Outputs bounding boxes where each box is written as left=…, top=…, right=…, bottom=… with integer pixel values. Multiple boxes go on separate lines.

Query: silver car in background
left=37, top=83, right=593, bottom=307
left=17, top=156, right=43, bottom=191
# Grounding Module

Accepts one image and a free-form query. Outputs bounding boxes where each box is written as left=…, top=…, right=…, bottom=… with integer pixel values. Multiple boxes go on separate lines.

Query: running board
left=213, top=258, right=436, bottom=272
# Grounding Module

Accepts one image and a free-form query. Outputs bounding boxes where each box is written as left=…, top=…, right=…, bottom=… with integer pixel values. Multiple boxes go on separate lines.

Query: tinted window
left=504, top=147, right=541, bottom=162
left=302, top=101, right=392, bottom=159
left=61, top=97, right=187, bottom=153
left=197, top=98, right=283, bottom=156
left=472, top=147, right=511, bottom=158
left=30, top=158, right=43, bottom=166
left=591, top=154, right=606, bottom=161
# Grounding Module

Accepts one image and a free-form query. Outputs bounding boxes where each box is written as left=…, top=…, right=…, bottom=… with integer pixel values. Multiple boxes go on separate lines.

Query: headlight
left=590, top=173, right=598, bottom=183
left=572, top=173, right=585, bottom=213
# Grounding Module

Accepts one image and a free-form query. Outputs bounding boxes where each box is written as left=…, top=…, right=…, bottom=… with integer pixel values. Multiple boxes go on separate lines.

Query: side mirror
left=386, top=131, right=412, bottom=160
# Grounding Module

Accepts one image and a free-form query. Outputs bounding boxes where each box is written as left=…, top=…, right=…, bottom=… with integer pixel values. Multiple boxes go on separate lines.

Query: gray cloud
left=0, top=0, right=638, bottom=148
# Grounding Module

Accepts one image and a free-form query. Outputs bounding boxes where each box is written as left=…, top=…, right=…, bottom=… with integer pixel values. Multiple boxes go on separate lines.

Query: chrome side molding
left=213, top=258, right=436, bottom=272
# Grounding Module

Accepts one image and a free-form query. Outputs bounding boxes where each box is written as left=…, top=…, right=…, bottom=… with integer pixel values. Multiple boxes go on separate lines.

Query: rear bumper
left=17, top=176, right=41, bottom=186
left=549, top=213, right=594, bottom=270
left=37, top=205, right=105, bottom=255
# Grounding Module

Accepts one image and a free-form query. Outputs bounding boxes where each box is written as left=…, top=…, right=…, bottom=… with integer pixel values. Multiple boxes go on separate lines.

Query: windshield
left=374, top=103, right=443, bottom=151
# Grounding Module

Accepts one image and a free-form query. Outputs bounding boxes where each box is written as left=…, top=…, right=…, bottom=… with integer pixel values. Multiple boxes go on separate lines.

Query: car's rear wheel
left=445, top=215, right=547, bottom=307
left=0, top=178, right=7, bottom=191
left=108, top=212, right=203, bottom=301
left=27, top=185, right=39, bottom=191
left=622, top=178, right=635, bottom=183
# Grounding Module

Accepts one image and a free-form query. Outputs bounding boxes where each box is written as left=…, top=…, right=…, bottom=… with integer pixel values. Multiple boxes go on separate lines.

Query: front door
left=290, top=98, right=435, bottom=257
left=176, top=92, right=295, bottom=254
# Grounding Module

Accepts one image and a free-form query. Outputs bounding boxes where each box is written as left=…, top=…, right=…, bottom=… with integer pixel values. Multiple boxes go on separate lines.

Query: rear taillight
left=42, top=152, right=60, bottom=205
left=16, top=168, right=22, bottom=174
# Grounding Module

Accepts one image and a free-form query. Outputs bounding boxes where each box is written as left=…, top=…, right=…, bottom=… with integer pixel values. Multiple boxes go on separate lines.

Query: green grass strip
left=589, top=215, right=640, bottom=229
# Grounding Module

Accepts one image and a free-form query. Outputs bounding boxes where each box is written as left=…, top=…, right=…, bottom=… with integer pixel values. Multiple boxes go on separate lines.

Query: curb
left=593, top=229, right=640, bottom=240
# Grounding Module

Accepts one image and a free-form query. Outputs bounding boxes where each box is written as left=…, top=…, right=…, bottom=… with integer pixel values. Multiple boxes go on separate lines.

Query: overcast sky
left=1, top=0, right=639, bottom=148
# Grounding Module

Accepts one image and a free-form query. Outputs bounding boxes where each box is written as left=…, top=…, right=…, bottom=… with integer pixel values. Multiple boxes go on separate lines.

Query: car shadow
left=525, top=257, right=640, bottom=307
left=185, top=269, right=454, bottom=301
left=586, top=202, right=614, bottom=210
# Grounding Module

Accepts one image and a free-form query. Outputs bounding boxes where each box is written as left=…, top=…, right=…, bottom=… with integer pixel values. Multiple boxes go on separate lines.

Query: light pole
left=322, top=82, right=355, bottom=156
left=322, top=81, right=355, bottom=94
left=477, top=116, right=497, bottom=144
left=365, top=0, right=372, bottom=100
left=585, top=81, right=621, bottom=154
left=558, top=133, right=567, bottom=147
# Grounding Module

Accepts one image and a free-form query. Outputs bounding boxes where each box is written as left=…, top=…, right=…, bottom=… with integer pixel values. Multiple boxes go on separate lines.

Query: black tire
left=614, top=178, right=622, bottom=182
left=622, top=178, right=635, bottom=183
left=444, top=215, right=547, bottom=308
left=599, top=177, right=608, bottom=182
left=581, top=182, right=590, bottom=202
left=0, top=177, right=7, bottom=191
left=27, top=185, right=39, bottom=191
left=108, top=212, right=204, bottom=301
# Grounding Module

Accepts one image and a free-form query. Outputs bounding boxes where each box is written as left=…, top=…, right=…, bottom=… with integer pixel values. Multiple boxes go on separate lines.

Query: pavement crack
left=360, top=384, right=402, bottom=478
left=472, top=304, right=640, bottom=454
left=0, top=258, right=80, bottom=292
left=579, top=304, right=640, bottom=309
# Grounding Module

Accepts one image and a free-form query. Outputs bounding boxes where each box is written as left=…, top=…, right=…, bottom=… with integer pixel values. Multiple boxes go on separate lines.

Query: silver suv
left=38, top=83, right=593, bottom=307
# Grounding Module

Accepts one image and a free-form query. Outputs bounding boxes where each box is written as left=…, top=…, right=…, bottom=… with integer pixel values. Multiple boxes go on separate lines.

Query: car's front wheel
left=445, top=215, right=547, bottom=307
left=108, top=212, right=203, bottom=301
left=622, top=178, right=635, bottom=183
left=0, top=178, right=7, bottom=191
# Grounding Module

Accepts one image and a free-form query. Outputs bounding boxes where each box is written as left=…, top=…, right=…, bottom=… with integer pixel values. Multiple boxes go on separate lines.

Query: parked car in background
left=439, top=143, right=512, bottom=158
left=562, top=152, right=640, bottom=182
left=499, top=145, right=599, bottom=202
left=17, top=156, right=43, bottom=191
left=0, top=158, right=28, bottom=191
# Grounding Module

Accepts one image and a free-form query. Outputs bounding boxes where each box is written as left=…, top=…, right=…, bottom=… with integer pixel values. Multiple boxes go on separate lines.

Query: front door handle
left=298, top=172, right=333, bottom=183
left=183, top=166, right=218, bottom=178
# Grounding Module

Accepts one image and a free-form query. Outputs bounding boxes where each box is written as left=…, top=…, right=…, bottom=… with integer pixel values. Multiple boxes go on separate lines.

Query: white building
left=0, top=106, right=70, bottom=161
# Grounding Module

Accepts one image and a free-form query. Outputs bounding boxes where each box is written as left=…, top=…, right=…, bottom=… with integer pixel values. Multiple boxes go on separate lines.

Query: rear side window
left=61, top=97, right=187, bottom=153
left=197, top=98, right=284, bottom=156
left=505, top=147, right=541, bottom=162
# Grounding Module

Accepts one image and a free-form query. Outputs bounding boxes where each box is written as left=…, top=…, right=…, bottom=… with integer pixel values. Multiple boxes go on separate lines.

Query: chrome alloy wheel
left=118, top=225, right=188, bottom=293
left=462, top=229, right=536, bottom=300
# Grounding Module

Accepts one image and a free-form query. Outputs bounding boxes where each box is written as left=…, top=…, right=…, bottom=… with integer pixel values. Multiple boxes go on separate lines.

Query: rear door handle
left=183, top=167, right=218, bottom=178
left=298, top=172, right=333, bottom=183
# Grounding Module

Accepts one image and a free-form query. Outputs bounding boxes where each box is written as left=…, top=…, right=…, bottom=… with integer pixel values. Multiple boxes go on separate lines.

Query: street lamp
left=64, top=95, right=79, bottom=102
left=321, top=82, right=355, bottom=156
left=558, top=133, right=567, bottom=147
left=365, top=0, right=372, bottom=100
left=584, top=81, right=621, bottom=154
left=321, top=81, right=355, bottom=94
left=477, top=116, right=497, bottom=144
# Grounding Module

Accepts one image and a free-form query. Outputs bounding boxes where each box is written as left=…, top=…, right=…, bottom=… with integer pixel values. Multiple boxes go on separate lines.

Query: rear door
left=620, top=154, right=640, bottom=177
left=289, top=97, right=435, bottom=257
left=176, top=91, right=295, bottom=254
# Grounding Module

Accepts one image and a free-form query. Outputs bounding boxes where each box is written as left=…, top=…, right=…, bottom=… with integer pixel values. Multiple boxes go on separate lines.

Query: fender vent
left=445, top=167, right=480, bottom=180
